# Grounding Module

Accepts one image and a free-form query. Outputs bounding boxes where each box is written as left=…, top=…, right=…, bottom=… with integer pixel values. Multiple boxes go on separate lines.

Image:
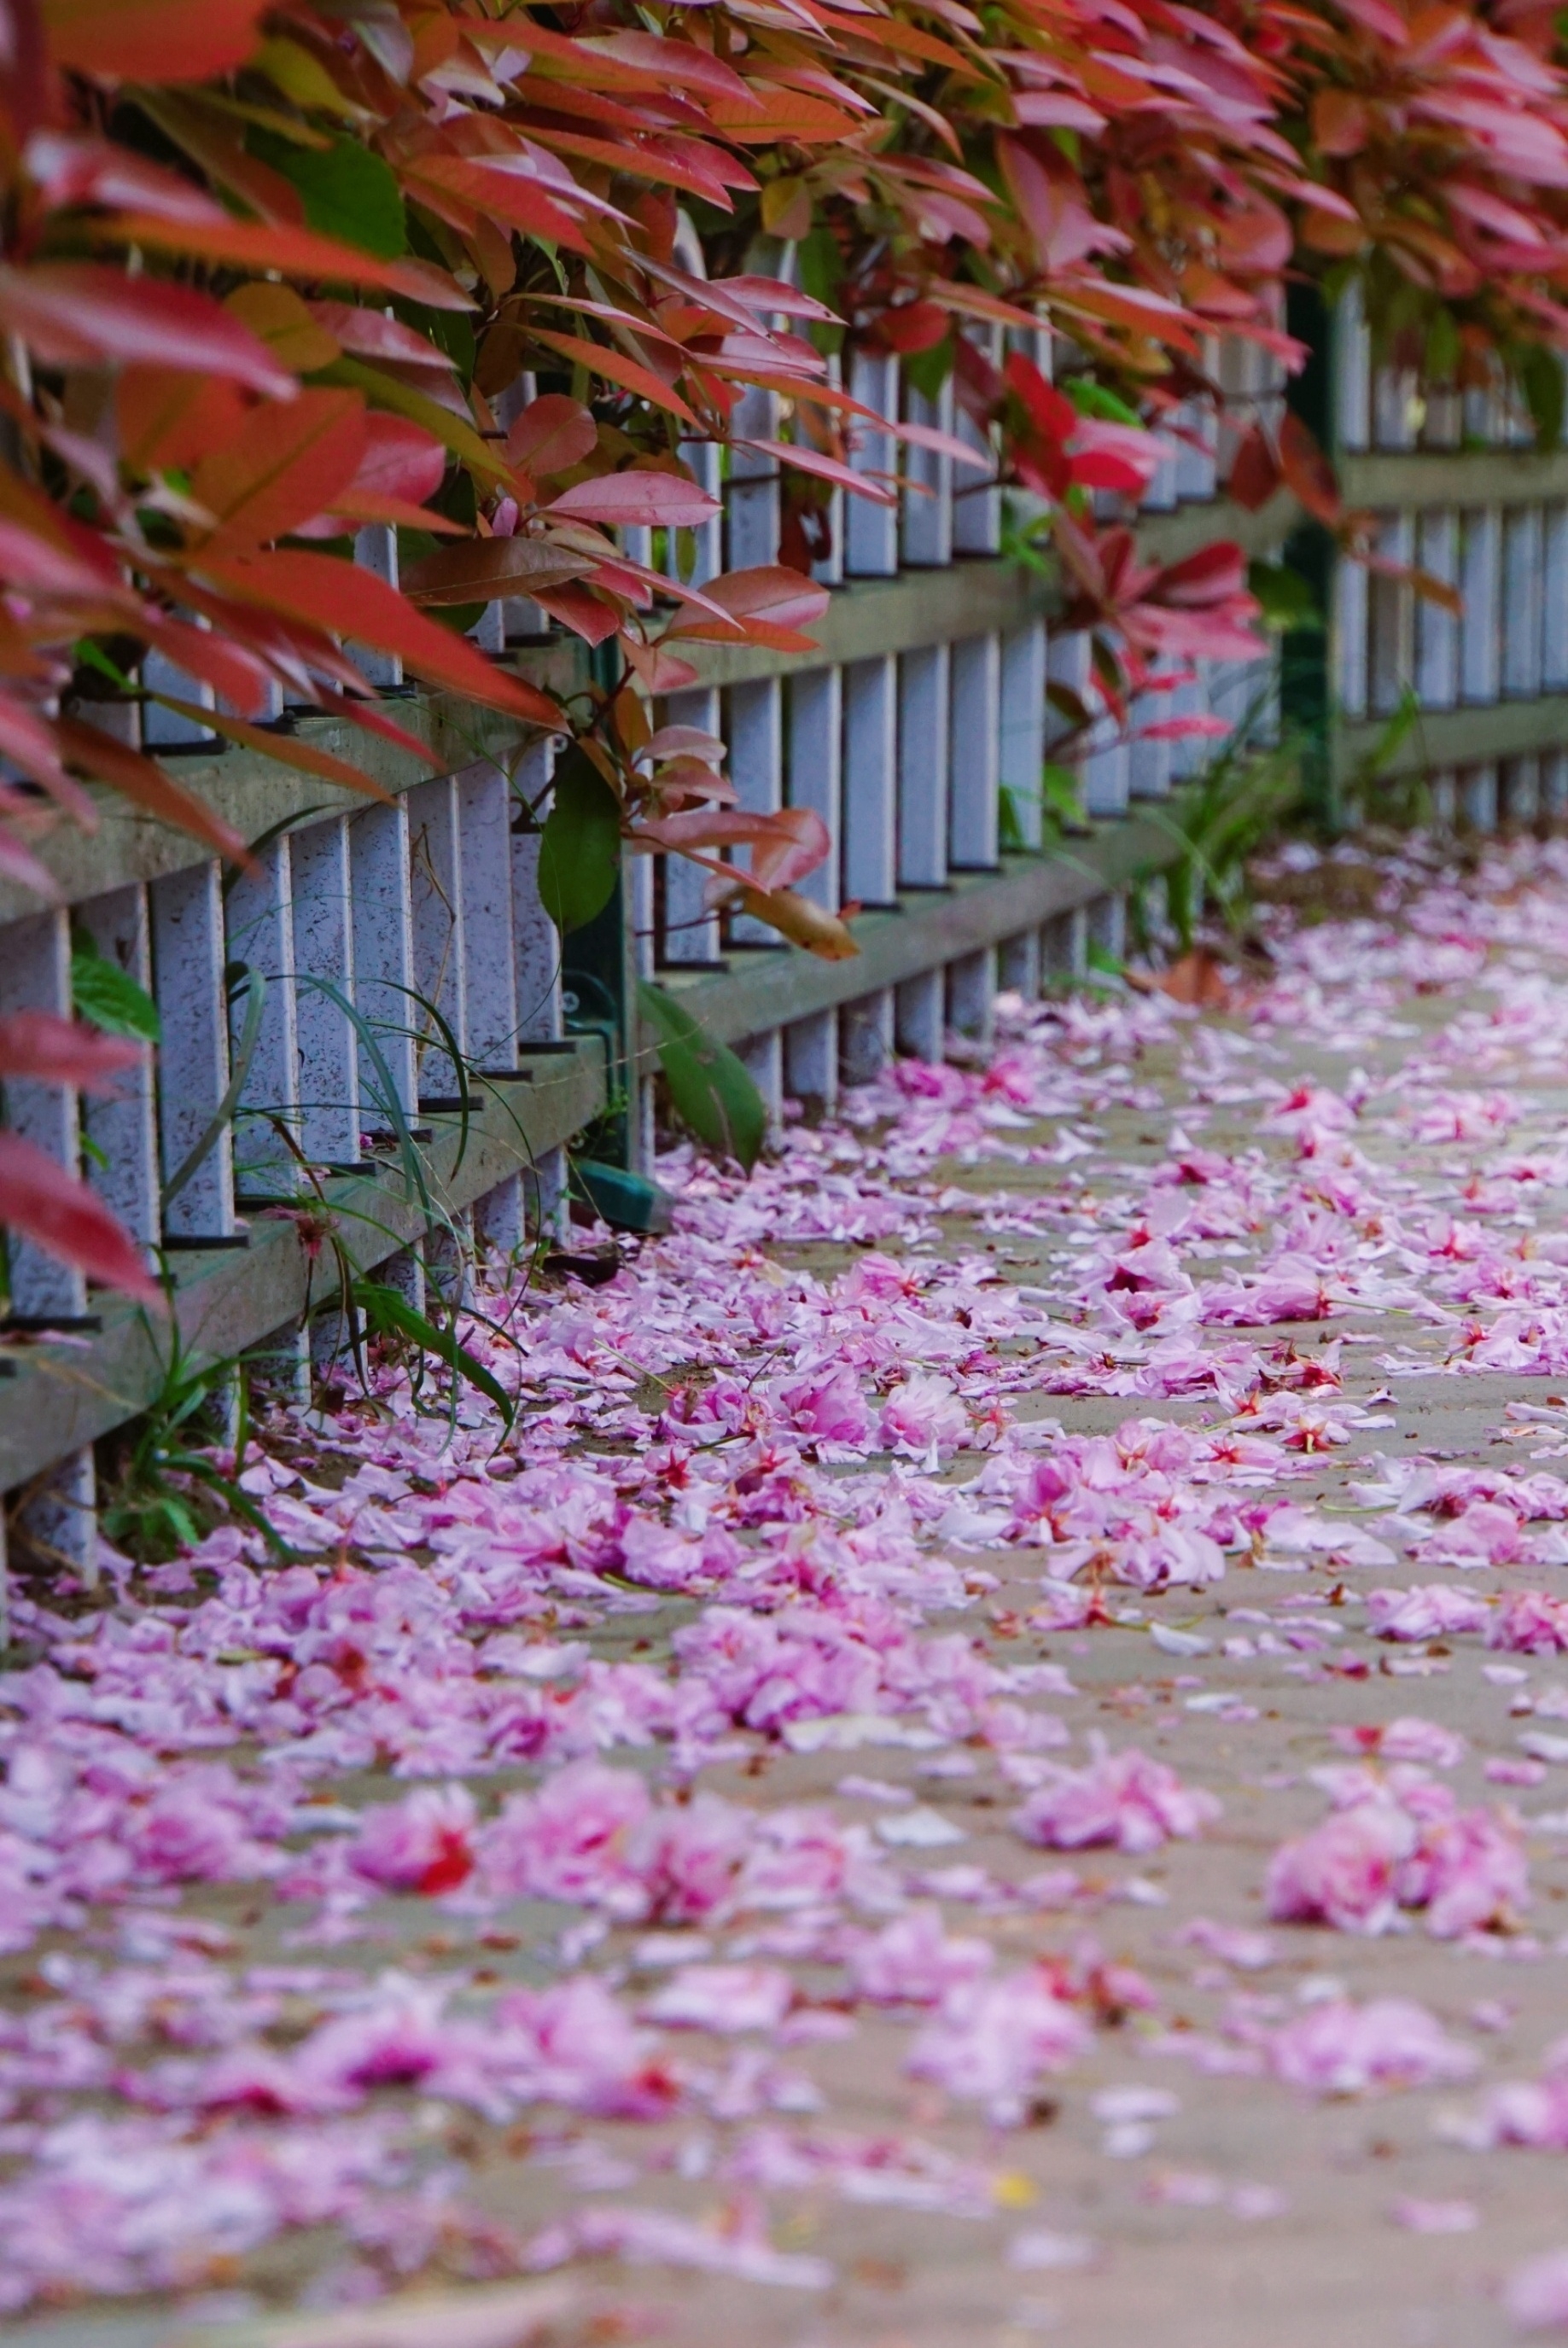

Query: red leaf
left=0, top=1131, right=160, bottom=1302
left=738, top=438, right=896, bottom=504
left=529, top=584, right=623, bottom=646
left=43, top=0, right=266, bottom=81
left=0, top=1011, right=144, bottom=1092
left=1227, top=422, right=1281, bottom=511
left=198, top=550, right=562, bottom=726
left=193, top=390, right=368, bottom=551
left=506, top=395, right=597, bottom=480
left=872, top=300, right=951, bottom=355
left=0, top=266, right=294, bottom=394
left=95, top=216, right=472, bottom=311
left=667, top=564, right=829, bottom=638
left=547, top=472, right=720, bottom=528
left=343, top=415, right=446, bottom=511
left=56, top=718, right=253, bottom=864
left=1278, top=411, right=1343, bottom=527
left=529, top=331, right=697, bottom=427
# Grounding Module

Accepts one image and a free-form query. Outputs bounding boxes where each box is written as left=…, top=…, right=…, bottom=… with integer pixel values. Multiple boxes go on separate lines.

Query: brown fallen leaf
left=1150, top=947, right=1234, bottom=1009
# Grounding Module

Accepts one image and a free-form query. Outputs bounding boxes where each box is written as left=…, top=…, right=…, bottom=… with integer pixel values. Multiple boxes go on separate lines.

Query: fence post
left=290, top=817, right=362, bottom=1168
left=152, top=863, right=237, bottom=1244
left=78, top=885, right=160, bottom=1258
left=784, top=666, right=842, bottom=1112
left=510, top=737, right=568, bottom=1239
left=0, top=909, right=99, bottom=1582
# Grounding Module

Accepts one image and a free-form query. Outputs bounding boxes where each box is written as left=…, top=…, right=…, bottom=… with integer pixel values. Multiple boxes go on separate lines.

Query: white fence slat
left=1128, top=692, right=1172, bottom=801
left=810, top=352, right=847, bottom=589
left=1544, top=751, right=1568, bottom=814
left=1334, top=285, right=1371, bottom=453
left=1544, top=504, right=1568, bottom=691
left=352, top=527, right=403, bottom=689
left=952, top=324, right=1001, bottom=554
left=151, top=861, right=236, bottom=1240
left=842, top=655, right=898, bottom=906
left=897, top=644, right=949, bottom=889
left=1502, top=506, right=1545, bottom=699
left=737, top=1028, right=784, bottom=1127
left=1335, top=552, right=1370, bottom=719
left=348, top=798, right=417, bottom=1127
left=784, top=1008, right=837, bottom=1115
left=1000, top=620, right=1047, bottom=847
left=999, top=929, right=1041, bottom=999
left=456, top=761, right=520, bottom=1065
left=1463, top=764, right=1499, bottom=829
left=78, top=886, right=160, bottom=1254
left=947, top=947, right=996, bottom=1041
left=0, top=909, right=84, bottom=1318
left=727, top=386, right=780, bottom=571
left=1503, top=755, right=1541, bottom=821
left=901, top=376, right=953, bottom=568
left=787, top=667, right=842, bottom=912
left=1460, top=509, right=1502, bottom=706
left=840, top=989, right=894, bottom=1083
left=726, top=677, right=783, bottom=949
left=948, top=633, right=1001, bottom=866
left=1367, top=513, right=1414, bottom=717
left=673, top=439, right=723, bottom=590
left=224, top=837, right=300, bottom=1178
left=1040, top=905, right=1088, bottom=979
left=406, top=776, right=468, bottom=1100
left=511, top=741, right=562, bottom=1045
left=290, top=815, right=362, bottom=1165
left=142, top=638, right=216, bottom=748
left=660, top=688, right=724, bottom=964
left=1414, top=511, right=1459, bottom=709
left=845, top=352, right=899, bottom=577
left=895, top=968, right=944, bottom=1062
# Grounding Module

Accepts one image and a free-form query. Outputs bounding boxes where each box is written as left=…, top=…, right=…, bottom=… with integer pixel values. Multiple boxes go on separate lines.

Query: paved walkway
left=11, top=833, right=1568, bottom=2348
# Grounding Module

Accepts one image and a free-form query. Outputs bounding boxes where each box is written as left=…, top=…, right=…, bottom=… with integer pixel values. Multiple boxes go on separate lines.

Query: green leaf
left=638, top=981, right=767, bottom=1172
left=249, top=130, right=406, bottom=259
left=1520, top=343, right=1565, bottom=452
left=902, top=333, right=954, bottom=404
left=1063, top=377, right=1141, bottom=427
left=1248, top=559, right=1322, bottom=635
left=71, top=941, right=162, bottom=1043
left=538, top=747, right=622, bottom=935
left=350, top=1279, right=514, bottom=1424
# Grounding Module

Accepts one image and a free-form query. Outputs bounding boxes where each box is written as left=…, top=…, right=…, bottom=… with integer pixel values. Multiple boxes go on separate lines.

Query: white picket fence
left=1334, top=284, right=1568, bottom=824
left=0, top=329, right=1291, bottom=1582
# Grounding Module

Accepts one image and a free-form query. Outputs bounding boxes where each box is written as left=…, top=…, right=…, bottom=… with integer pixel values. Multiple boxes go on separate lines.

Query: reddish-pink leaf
left=506, top=395, right=598, bottom=480
left=737, top=438, right=896, bottom=504
left=0, top=1011, right=144, bottom=1092
left=345, top=415, right=447, bottom=511
left=194, top=390, right=368, bottom=551
left=96, top=216, right=472, bottom=310
left=199, top=549, right=562, bottom=726
left=0, top=265, right=294, bottom=393
left=547, top=472, right=720, bottom=528
left=0, top=1131, right=160, bottom=1302
left=43, top=0, right=266, bottom=81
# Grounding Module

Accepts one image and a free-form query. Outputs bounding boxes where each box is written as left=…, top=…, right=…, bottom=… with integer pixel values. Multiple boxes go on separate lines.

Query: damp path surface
left=13, top=834, right=1568, bottom=2348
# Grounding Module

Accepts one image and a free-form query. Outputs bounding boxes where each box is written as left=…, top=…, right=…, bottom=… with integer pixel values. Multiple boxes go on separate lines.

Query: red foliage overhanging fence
left=5, top=0, right=1568, bottom=1296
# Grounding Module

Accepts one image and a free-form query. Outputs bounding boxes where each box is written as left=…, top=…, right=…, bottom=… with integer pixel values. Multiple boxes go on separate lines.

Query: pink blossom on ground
left=347, top=1786, right=477, bottom=1895
left=908, top=1968, right=1092, bottom=2124
left=641, top=1964, right=795, bottom=2034
left=1015, top=1738, right=1221, bottom=1856
left=847, top=1908, right=994, bottom=2006
left=1509, top=2253, right=1568, bottom=2332
left=1268, top=1997, right=1478, bottom=2095
left=1366, top=1586, right=1490, bottom=1642
left=879, top=1373, right=968, bottom=1456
